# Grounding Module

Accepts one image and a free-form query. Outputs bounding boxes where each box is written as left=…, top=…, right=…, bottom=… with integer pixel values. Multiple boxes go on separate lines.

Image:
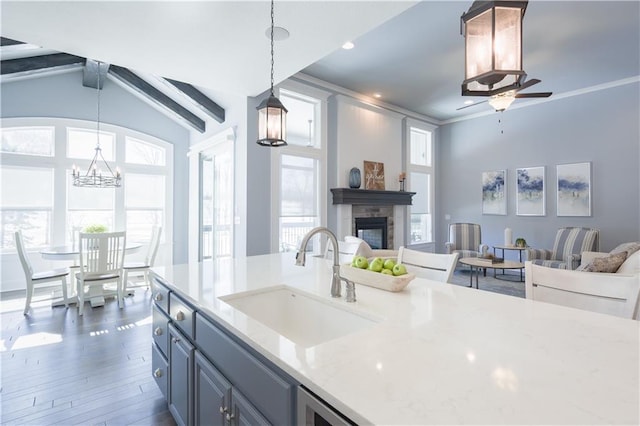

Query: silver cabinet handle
left=154, top=327, right=163, bottom=336
left=172, top=337, right=180, bottom=343
left=153, top=368, right=163, bottom=378
left=225, top=413, right=235, bottom=421
left=219, top=406, right=227, bottom=414
left=154, top=293, right=163, bottom=302
left=174, top=311, right=185, bottom=321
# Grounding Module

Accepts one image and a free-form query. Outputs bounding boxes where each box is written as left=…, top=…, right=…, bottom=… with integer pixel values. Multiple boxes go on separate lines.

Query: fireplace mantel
left=331, top=188, right=415, bottom=205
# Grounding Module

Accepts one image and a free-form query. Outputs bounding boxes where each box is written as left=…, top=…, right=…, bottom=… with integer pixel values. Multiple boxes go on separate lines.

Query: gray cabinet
left=169, top=323, right=194, bottom=426
left=195, top=351, right=270, bottom=426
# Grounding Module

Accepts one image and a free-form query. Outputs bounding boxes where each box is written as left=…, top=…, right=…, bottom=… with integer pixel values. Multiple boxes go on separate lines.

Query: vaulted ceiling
left=1, top=1, right=639, bottom=125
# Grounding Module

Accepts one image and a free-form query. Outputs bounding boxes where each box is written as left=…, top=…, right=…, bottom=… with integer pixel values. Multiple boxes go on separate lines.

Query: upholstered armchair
left=526, top=227, right=599, bottom=270
left=445, top=223, right=488, bottom=260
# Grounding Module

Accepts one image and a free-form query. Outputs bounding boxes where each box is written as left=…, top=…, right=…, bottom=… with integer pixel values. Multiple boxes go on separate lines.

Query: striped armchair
left=445, top=223, right=489, bottom=260
left=526, top=227, right=600, bottom=270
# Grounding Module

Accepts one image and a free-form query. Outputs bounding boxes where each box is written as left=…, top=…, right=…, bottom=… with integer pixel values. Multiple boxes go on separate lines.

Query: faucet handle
left=342, top=278, right=356, bottom=303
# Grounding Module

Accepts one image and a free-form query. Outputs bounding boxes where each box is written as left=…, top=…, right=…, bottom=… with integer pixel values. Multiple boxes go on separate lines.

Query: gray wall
left=1, top=70, right=191, bottom=263
left=436, top=83, right=640, bottom=256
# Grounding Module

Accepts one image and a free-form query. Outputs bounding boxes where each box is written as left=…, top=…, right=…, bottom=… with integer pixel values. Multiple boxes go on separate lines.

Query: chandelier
left=72, top=61, right=122, bottom=188
left=256, top=0, right=288, bottom=147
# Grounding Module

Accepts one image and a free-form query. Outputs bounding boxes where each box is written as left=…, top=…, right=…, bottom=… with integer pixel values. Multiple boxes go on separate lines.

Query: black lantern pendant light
left=461, top=0, right=528, bottom=97
left=256, top=0, right=288, bottom=147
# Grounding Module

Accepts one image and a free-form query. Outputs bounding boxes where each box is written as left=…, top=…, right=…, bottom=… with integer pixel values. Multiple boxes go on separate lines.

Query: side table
left=493, top=245, right=527, bottom=282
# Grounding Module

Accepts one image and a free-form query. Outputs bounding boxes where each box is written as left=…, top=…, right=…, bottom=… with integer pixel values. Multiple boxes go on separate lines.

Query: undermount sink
left=219, top=286, right=378, bottom=348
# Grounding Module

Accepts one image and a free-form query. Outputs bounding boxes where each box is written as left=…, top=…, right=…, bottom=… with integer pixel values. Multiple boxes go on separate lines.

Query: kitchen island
left=151, top=252, right=639, bottom=425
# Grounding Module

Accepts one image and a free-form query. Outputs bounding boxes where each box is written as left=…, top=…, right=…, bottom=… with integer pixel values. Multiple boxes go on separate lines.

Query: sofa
left=525, top=242, right=640, bottom=320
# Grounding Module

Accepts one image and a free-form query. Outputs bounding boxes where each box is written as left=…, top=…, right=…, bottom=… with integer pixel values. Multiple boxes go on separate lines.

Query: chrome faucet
left=295, top=227, right=356, bottom=302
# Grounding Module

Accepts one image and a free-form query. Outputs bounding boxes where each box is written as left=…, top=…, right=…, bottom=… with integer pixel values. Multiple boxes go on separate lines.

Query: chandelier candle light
left=72, top=61, right=122, bottom=188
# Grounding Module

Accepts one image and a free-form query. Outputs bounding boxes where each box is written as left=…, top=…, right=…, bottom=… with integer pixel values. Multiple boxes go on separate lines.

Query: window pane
left=1, top=211, right=50, bottom=249
left=67, top=211, right=115, bottom=235
left=126, top=210, right=162, bottom=243
left=67, top=128, right=114, bottom=161
left=410, top=128, right=432, bottom=166
left=125, top=174, right=165, bottom=208
left=410, top=213, right=432, bottom=244
left=279, top=216, right=317, bottom=253
left=1, top=127, right=54, bottom=156
left=126, top=136, right=166, bottom=166
left=281, top=155, right=317, bottom=216
left=409, top=172, right=432, bottom=243
left=280, top=91, right=318, bottom=147
left=67, top=173, right=115, bottom=210
left=1, top=167, right=53, bottom=207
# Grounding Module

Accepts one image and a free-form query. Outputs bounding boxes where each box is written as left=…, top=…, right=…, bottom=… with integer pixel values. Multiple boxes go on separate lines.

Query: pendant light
left=72, top=61, right=122, bottom=188
left=461, top=0, right=528, bottom=96
left=256, top=0, right=288, bottom=147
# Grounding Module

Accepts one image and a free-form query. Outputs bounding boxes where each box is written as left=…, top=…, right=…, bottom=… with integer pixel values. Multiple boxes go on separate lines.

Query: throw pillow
left=582, top=251, right=628, bottom=273
left=610, top=242, right=640, bottom=258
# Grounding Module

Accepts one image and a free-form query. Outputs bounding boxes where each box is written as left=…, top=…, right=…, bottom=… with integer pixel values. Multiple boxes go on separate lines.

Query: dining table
left=40, top=243, right=142, bottom=308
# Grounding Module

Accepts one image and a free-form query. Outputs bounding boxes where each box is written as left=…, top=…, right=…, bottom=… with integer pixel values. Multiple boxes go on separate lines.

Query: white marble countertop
left=151, top=253, right=639, bottom=425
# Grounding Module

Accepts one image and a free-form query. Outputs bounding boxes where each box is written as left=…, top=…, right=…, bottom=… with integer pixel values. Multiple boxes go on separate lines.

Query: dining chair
left=122, top=226, right=162, bottom=303
left=77, top=231, right=126, bottom=315
left=15, top=230, right=69, bottom=315
left=397, top=246, right=459, bottom=283
left=324, top=236, right=369, bottom=264
left=525, top=261, right=640, bottom=319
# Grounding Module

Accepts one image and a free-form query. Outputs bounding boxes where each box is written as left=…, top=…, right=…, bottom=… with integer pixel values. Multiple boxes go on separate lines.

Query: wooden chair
left=77, top=231, right=126, bottom=315
left=325, top=236, right=369, bottom=264
left=397, top=246, right=459, bottom=283
left=525, top=261, right=640, bottom=319
left=122, top=226, right=162, bottom=302
left=15, top=230, right=69, bottom=315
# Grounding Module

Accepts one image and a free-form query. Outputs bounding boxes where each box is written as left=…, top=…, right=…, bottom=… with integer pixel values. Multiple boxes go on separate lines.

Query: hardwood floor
left=0, top=288, right=176, bottom=426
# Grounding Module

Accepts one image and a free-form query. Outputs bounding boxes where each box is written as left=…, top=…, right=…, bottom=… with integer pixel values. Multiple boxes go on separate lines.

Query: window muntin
left=1, top=127, right=54, bottom=156
left=1, top=167, right=54, bottom=248
left=126, top=136, right=166, bottom=166
left=67, top=128, right=115, bottom=161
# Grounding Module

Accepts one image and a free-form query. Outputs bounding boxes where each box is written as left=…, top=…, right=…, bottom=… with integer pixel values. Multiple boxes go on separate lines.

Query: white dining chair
left=122, top=226, right=162, bottom=302
left=77, top=231, right=126, bottom=315
left=15, top=230, right=69, bottom=315
left=397, top=246, right=460, bottom=283
left=525, top=261, right=640, bottom=319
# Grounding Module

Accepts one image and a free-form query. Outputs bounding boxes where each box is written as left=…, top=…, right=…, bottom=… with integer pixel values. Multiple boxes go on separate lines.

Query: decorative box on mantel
left=331, top=188, right=416, bottom=205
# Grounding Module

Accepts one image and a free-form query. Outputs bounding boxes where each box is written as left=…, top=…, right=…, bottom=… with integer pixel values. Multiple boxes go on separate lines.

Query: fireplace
left=355, top=217, right=388, bottom=249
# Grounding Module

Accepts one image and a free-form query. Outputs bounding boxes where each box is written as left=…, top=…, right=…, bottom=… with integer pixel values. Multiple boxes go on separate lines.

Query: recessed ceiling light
left=342, top=41, right=355, bottom=50
left=464, top=100, right=474, bottom=105
left=373, top=93, right=382, bottom=98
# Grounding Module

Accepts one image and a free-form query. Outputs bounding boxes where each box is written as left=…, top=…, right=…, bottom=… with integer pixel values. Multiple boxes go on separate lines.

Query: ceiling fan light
left=488, top=91, right=516, bottom=111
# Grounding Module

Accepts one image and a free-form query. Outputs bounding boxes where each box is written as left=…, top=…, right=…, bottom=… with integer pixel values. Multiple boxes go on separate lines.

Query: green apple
left=383, top=259, right=396, bottom=270
left=381, top=268, right=393, bottom=275
left=368, top=257, right=384, bottom=272
left=351, top=255, right=359, bottom=266
left=354, top=256, right=369, bottom=269
left=392, top=263, right=407, bottom=276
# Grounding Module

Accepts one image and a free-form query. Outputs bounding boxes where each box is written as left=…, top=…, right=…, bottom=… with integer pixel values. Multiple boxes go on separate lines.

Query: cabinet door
left=231, top=388, right=271, bottom=426
left=194, top=352, right=231, bottom=426
left=168, top=324, right=194, bottom=426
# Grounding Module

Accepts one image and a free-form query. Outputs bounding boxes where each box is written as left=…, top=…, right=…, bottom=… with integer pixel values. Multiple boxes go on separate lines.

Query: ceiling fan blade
left=456, top=100, right=488, bottom=110
left=516, top=78, right=541, bottom=92
left=515, top=92, right=552, bottom=98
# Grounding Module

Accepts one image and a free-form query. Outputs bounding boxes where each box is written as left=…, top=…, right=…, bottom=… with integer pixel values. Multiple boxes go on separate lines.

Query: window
left=0, top=118, right=173, bottom=258
left=272, top=84, right=329, bottom=253
left=407, top=124, right=435, bottom=244
left=1, top=166, right=54, bottom=248
left=1, top=127, right=54, bottom=156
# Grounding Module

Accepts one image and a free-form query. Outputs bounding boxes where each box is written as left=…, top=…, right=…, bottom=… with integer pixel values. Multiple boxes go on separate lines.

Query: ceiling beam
left=165, top=78, right=225, bottom=123
left=0, top=52, right=85, bottom=75
left=1, top=37, right=24, bottom=46
left=109, top=65, right=205, bottom=133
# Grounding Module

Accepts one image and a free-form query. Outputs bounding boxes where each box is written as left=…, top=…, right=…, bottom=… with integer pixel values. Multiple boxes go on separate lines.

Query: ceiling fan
left=457, top=78, right=552, bottom=112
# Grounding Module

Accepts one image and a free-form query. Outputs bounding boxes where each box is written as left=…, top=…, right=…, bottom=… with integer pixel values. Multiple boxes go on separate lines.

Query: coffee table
left=492, top=245, right=528, bottom=281
left=459, top=258, right=525, bottom=289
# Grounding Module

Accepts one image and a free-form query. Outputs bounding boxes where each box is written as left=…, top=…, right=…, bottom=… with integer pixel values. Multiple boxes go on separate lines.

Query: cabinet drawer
left=195, top=313, right=294, bottom=426
left=152, top=304, right=170, bottom=357
left=151, top=278, right=170, bottom=314
left=152, top=343, right=168, bottom=400
left=169, top=293, right=195, bottom=340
